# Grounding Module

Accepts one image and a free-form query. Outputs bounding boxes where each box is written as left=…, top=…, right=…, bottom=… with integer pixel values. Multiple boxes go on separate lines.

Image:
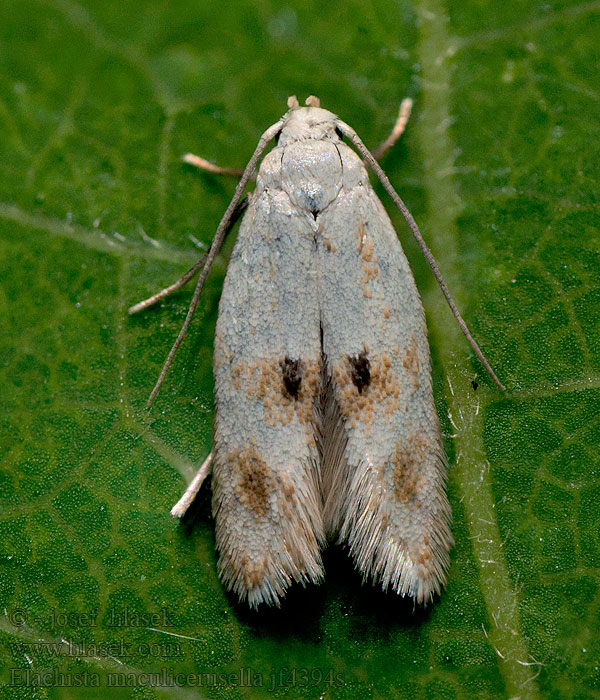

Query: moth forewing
left=211, top=166, right=325, bottom=608
left=317, top=141, right=452, bottom=603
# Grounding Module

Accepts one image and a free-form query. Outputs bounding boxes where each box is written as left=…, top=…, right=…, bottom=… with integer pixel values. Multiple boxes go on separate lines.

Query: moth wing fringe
left=337, top=451, right=453, bottom=604
left=214, top=450, right=325, bottom=609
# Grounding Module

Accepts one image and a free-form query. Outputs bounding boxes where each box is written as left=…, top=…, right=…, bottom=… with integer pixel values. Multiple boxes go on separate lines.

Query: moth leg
left=170, top=452, right=213, bottom=518
left=128, top=196, right=249, bottom=315
left=371, top=97, right=413, bottom=161
left=181, top=153, right=245, bottom=178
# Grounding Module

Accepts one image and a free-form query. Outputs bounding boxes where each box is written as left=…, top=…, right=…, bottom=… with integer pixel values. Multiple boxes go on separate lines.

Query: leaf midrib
left=415, top=0, right=542, bottom=697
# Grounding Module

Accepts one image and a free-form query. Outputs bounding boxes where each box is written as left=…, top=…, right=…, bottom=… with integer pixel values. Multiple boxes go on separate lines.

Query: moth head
left=278, top=95, right=340, bottom=147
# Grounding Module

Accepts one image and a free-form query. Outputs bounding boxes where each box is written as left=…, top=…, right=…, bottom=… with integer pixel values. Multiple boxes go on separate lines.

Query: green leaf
left=1, top=0, right=598, bottom=698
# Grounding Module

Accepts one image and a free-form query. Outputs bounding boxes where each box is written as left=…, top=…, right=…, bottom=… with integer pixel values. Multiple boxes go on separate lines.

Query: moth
left=130, top=96, right=504, bottom=608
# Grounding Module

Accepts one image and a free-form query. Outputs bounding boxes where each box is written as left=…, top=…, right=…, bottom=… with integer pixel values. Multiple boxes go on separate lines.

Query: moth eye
left=348, top=350, right=371, bottom=393
left=279, top=356, right=303, bottom=399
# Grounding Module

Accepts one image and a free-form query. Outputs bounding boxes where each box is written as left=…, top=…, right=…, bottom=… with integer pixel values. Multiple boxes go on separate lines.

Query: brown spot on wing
left=391, top=439, right=424, bottom=504
left=332, top=350, right=401, bottom=431
left=229, top=356, right=321, bottom=427
left=360, top=236, right=377, bottom=264
left=231, top=444, right=271, bottom=518
left=402, top=332, right=424, bottom=393
left=355, top=221, right=380, bottom=298
left=415, top=545, right=433, bottom=568
left=323, top=237, right=337, bottom=253
left=240, top=553, right=267, bottom=587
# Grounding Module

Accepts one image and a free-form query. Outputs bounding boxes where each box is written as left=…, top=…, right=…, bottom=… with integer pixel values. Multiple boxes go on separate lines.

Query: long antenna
left=144, top=118, right=285, bottom=406
left=128, top=197, right=249, bottom=315
left=336, top=119, right=505, bottom=391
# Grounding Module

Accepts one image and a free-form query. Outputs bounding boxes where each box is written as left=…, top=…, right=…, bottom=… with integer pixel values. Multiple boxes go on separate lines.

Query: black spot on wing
left=280, top=357, right=303, bottom=399
left=348, top=350, right=371, bottom=394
